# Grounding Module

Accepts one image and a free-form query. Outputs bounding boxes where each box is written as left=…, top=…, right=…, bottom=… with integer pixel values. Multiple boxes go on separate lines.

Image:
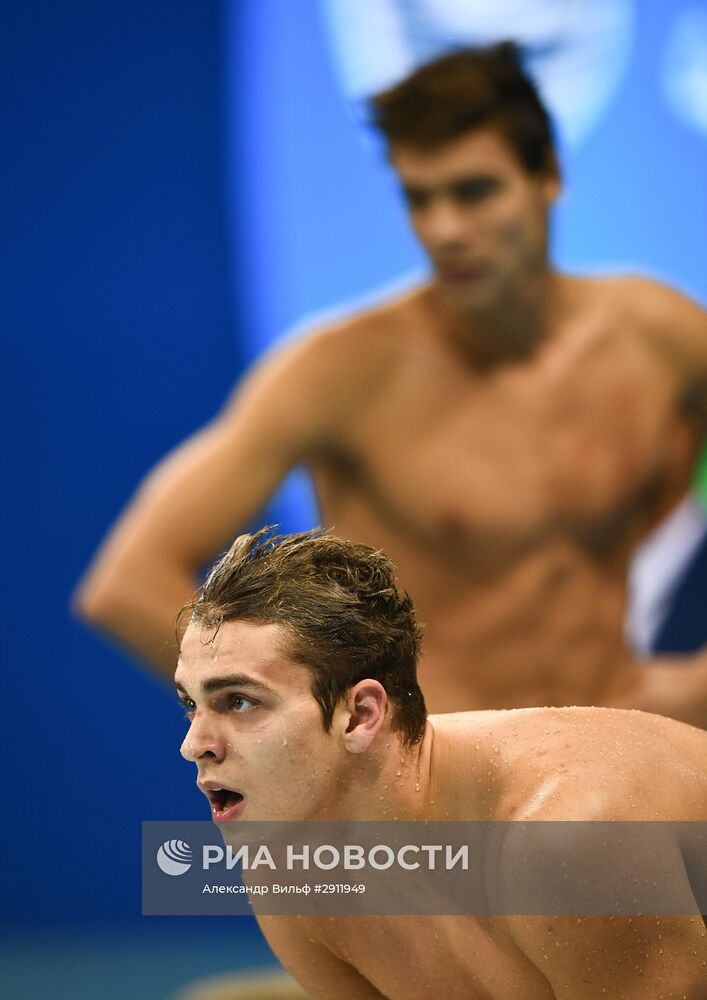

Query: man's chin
left=439, top=273, right=498, bottom=307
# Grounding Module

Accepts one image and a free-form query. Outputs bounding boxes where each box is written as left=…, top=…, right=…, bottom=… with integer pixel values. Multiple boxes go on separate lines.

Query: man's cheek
left=244, top=713, right=275, bottom=736
left=497, top=212, right=525, bottom=245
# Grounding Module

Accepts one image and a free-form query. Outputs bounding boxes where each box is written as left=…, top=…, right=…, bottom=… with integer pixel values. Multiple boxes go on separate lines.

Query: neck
left=431, top=265, right=562, bottom=369
left=324, top=722, right=437, bottom=822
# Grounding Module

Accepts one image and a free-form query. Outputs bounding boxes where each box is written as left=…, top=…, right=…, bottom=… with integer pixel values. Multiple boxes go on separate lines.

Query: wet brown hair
left=369, top=42, right=556, bottom=175
left=181, top=527, right=426, bottom=746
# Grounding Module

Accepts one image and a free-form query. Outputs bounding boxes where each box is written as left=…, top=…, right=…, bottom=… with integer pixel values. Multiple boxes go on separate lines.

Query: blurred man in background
left=75, top=43, right=707, bottom=727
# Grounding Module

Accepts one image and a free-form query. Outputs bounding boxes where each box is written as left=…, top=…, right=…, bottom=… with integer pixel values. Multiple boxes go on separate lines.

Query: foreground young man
left=175, top=529, right=707, bottom=999
left=77, top=43, right=707, bottom=726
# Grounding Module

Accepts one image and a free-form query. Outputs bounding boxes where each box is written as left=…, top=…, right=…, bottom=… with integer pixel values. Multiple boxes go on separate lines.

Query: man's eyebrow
left=450, top=172, right=498, bottom=185
left=174, top=674, right=276, bottom=697
left=401, top=172, right=496, bottom=195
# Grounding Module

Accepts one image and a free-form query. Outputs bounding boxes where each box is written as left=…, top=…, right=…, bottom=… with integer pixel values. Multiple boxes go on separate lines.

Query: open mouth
left=203, top=786, right=245, bottom=821
left=208, top=787, right=243, bottom=810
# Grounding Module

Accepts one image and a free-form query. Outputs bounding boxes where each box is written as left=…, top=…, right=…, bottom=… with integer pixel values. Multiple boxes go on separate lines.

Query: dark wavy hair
left=180, top=527, right=426, bottom=747
left=369, top=41, right=556, bottom=175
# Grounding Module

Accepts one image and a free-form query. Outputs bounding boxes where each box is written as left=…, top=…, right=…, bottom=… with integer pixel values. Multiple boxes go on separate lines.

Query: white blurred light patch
left=320, top=0, right=634, bottom=147
left=662, top=7, right=707, bottom=134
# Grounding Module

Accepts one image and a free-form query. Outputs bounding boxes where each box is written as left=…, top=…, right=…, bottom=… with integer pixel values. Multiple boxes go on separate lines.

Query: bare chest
left=327, top=339, right=682, bottom=563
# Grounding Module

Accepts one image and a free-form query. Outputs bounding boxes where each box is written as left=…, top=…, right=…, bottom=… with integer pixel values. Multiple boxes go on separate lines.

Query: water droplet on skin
left=396, top=771, right=401, bottom=777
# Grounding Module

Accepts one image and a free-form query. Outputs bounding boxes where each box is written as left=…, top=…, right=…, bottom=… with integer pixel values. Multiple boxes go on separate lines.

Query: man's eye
left=403, top=188, right=429, bottom=209
left=229, top=694, right=255, bottom=712
left=180, top=699, right=196, bottom=719
left=452, top=179, right=498, bottom=203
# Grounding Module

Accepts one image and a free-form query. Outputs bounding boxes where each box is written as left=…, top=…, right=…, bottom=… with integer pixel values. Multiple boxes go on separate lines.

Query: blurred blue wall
left=1, top=0, right=705, bottom=942
left=2, top=0, right=236, bottom=926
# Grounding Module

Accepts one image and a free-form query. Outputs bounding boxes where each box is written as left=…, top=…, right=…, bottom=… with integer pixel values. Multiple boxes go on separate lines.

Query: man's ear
left=543, top=171, right=561, bottom=206
left=342, top=680, right=387, bottom=754
left=541, top=147, right=562, bottom=205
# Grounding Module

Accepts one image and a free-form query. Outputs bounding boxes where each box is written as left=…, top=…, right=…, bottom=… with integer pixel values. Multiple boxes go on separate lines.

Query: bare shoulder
left=519, top=707, right=707, bottom=820
left=218, top=284, right=429, bottom=458
left=289, top=282, right=429, bottom=366
left=590, top=273, right=707, bottom=372
left=444, top=707, right=707, bottom=821
left=257, top=283, right=429, bottom=409
left=602, top=272, right=703, bottom=310
left=483, top=708, right=707, bottom=996
left=581, top=272, right=700, bottom=311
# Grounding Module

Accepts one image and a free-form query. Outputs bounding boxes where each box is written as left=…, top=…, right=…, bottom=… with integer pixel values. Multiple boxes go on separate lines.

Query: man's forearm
left=73, top=559, right=196, bottom=680
left=607, top=650, right=707, bottom=729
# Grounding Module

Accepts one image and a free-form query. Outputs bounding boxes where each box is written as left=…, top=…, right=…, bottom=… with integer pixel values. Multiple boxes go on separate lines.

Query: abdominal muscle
left=411, top=544, right=635, bottom=713
left=322, top=488, right=636, bottom=714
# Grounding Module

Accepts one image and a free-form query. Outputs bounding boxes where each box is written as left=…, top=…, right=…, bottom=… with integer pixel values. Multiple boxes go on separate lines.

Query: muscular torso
left=308, top=278, right=701, bottom=712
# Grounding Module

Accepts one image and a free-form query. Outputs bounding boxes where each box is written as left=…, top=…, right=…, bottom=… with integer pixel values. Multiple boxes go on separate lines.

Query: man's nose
left=423, top=198, right=469, bottom=247
left=180, top=711, right=227, bottom=762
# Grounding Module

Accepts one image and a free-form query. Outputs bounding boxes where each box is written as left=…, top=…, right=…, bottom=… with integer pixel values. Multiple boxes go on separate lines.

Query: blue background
left=1, top=1, right=705, bottom=997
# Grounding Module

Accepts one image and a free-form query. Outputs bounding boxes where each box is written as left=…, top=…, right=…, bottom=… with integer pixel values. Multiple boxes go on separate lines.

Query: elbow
left=71, top=571, right=124, bottom=631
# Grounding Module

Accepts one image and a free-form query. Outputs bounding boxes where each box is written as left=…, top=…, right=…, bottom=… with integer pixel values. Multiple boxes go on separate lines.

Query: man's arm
left=628, top=276, right=707, bottom=387
left=73, top=331, right=347, bottom=678
left=257, top=917, right=386, bottom=1000
left=615, top=280, right=707, bottom=727
left=501, top=818, right=707, bottom=998
left=508, top=913, right=707, bottom=998
left=608, top=653, right=707, bottom=729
